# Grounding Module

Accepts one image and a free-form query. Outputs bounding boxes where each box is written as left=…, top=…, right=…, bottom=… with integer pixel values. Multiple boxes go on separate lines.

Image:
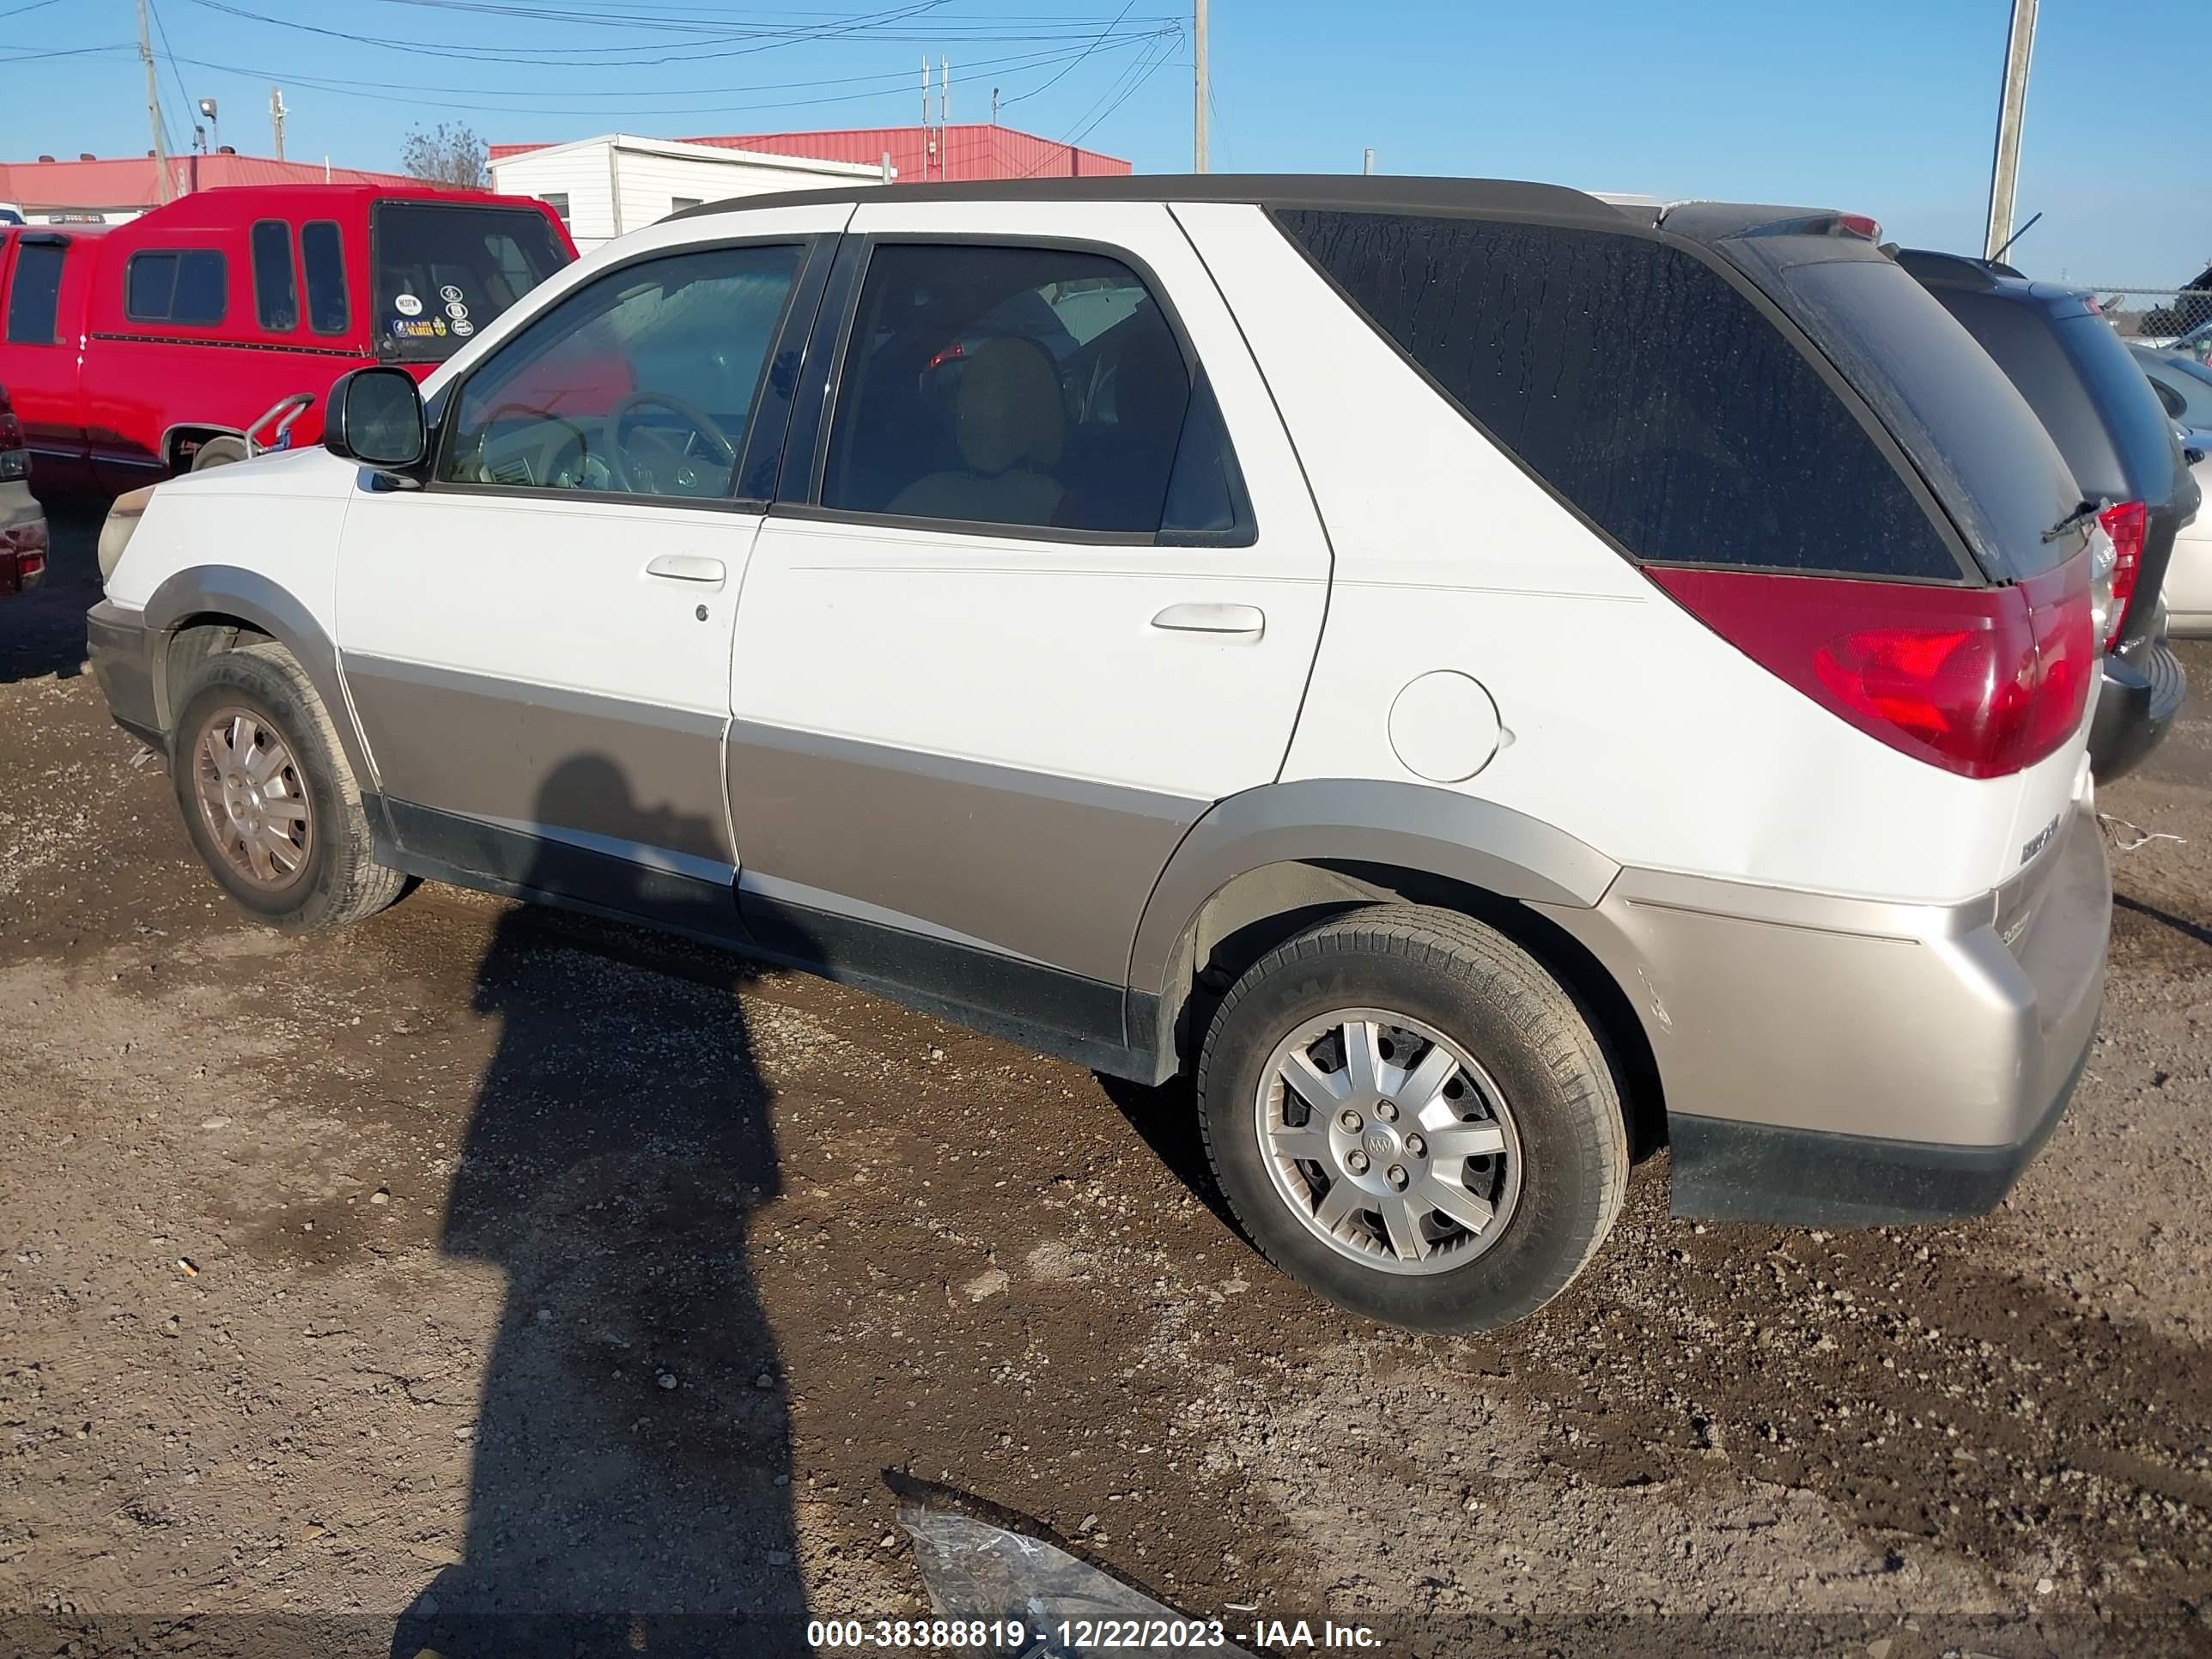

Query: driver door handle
left=645, top=554, right=726, bottom=585
left=1151, top=602, right=1265, bottom=637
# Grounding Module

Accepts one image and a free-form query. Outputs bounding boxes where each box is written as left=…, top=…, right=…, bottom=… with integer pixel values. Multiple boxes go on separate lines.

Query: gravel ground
left=2, top=509, right=2209, bottom=1658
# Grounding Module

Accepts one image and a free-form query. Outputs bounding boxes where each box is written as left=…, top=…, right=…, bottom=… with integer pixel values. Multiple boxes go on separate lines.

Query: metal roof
left=493, top=124, right=1130, bottom=182
left=0, top=152, right=417, bottom=213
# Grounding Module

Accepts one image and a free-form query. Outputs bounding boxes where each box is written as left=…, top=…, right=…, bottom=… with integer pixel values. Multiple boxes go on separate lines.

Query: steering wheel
left=605, top=391, right=738, bottom=495
left=483, top=401, right=592, bottom=487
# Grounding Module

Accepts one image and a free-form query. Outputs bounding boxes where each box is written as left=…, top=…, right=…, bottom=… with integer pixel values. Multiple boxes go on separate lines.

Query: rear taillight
left=2095, top=500, right=2146, bottom=650
left=1647, top=553, right=2095, bottom=780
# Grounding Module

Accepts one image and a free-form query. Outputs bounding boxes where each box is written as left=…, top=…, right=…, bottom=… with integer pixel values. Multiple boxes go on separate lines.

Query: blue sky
left=3, top=0, right=2206, bottom=284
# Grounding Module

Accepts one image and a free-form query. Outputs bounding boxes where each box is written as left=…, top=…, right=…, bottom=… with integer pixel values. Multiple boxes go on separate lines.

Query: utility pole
left=270, top=87, right=287, bottom=161
left=1193, top=0, right=1208, bottom=173
left=137, top=0, right=172, bottom=204
left=1984, top=0, right=2038, bottom=262
left=921, top=57, right=932, bottom=179
left=939, top=57, right=949, bottom=129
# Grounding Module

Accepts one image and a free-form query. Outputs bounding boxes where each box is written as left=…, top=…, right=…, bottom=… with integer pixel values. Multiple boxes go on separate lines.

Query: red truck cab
left=0, top=183, right=574, bottom=493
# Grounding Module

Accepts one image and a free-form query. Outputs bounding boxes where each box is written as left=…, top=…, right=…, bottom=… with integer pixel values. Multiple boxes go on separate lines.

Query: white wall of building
left=489, top=135, right=886, bottom=250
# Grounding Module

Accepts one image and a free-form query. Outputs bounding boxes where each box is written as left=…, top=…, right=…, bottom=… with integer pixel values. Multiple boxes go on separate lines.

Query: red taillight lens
left=2094, top=500, right=2146, bottom=650
left=1648, top=553, right=2094, bottom=780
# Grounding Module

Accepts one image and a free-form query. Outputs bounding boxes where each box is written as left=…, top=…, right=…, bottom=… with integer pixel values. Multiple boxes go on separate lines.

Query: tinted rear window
left=2056, top=313, right=2185, bottom=496
left=5, top=241, right=64, bottom=344
left=300, top=221, right=349, bottom=335
left=373, top=202, right=568, bottom=363
left=125, top=249, right=227, bottom=325
left=251, top=220, right=298, bottom=331
left=1765, top=257, right=2082, bottom=579
left=1277, top=210, right=1958, bottom=579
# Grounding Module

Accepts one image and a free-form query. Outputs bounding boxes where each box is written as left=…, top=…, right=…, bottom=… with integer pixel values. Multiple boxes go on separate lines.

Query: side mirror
left=324, top=366, right=427, bottom=471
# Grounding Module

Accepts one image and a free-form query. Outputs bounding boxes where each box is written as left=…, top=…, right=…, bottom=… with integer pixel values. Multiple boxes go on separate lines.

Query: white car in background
left=2167, top=456, right=2212, bottom=635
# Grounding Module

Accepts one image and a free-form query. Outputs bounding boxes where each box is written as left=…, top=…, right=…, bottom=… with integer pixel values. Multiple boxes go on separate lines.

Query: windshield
left=373, top=200, right=569, bottom=364
left=1735, top=246, right=2082, bottom=580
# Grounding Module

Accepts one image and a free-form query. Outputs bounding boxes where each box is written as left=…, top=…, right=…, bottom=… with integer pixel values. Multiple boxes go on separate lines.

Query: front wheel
left=170, top=641, right=406, bottom=933
left=1196, top=905, right=1628, bottom=1333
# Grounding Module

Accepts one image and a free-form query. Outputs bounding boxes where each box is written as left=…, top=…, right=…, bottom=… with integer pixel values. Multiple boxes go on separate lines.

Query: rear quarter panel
left=1176, top=201, right=2068, bottom=905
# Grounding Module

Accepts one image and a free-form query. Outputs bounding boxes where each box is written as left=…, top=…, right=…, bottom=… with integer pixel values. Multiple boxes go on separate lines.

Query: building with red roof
left=0, top=151, right=419, bottom=226
left=489, top=123, right=1129, bottom=185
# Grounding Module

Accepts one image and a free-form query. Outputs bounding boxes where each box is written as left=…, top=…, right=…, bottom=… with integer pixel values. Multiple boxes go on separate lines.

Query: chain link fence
left=2084, top=285, right=2212, bottom=356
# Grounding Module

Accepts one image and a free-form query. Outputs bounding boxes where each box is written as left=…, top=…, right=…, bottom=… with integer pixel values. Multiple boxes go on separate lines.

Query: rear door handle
left=645, top=553, right=726, bottom=584
left=1151, top=602, right=1265, bottom=637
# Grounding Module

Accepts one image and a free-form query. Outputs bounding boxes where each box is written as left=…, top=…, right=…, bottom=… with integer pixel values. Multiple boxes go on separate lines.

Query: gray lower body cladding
left=87, top=600, right=161, bottom=748
left=724, top=719, right=1208, bottom=989
left=1536, top=802, right=2108, bottom=1219
left=344, top=656, right=737, bottom=869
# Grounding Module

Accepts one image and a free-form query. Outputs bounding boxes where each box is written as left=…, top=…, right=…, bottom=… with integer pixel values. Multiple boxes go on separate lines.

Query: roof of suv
left=671, top=173, right=1854, bottom=241
left=1892, top=247, right=2101, bottom=319
left=1896, top=245, right=2186, bottom=514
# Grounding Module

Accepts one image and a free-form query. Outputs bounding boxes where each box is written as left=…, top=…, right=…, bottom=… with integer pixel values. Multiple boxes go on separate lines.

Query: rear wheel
left=170, top=641, right=405, bottom=933
left=1197, top=905, right=1628, bottom=1333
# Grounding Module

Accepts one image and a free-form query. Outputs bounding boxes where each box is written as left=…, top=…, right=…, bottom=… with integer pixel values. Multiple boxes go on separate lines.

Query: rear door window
left=5, top=240, right=66, bottom=344
left=822, top=241, right=1247, bottom=538
left=373, top=201, right=569, bottom=363
left=251, top=220, right=299, bottom=332
left=300, top=221, right=349, bottom=335
left=125, top=249, right=227, bottom=325
left=1275, top=210, right=1961, bottom=579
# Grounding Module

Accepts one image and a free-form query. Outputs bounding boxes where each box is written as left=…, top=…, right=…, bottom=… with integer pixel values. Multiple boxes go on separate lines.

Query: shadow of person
left=392, top=756, right=805, bottom=1659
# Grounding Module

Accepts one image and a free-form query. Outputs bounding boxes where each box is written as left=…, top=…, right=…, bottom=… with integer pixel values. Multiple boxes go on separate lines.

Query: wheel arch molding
left=142, top=566, right=374, bottom=785
left=1126, top=780, right=1624, bottom=1078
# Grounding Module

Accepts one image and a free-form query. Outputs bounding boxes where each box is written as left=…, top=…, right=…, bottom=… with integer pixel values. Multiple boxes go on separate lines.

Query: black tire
left=189, top=435, right=251, bottom=471
left=1196, top=904, right=1628, bottom=1333
left=169, top=641, right=406, bottom=933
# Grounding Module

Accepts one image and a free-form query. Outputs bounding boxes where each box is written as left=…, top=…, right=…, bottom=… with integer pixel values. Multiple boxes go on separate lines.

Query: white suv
left=88, top=178, right=2112, bottom=1332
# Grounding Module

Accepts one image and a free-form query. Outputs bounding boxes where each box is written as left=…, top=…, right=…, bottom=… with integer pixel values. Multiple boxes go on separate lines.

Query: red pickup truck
left=0, top=182, right=574, bottom=493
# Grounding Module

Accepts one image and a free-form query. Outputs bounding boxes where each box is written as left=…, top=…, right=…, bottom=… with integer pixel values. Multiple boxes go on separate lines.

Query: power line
left=147, top=0, right=203, bottom=151
left=180, top=0, right=1174, bottom=63
left=158, top=27, right=1176, bottom=118
left=1019, top=25, right=1172, bottom=173
left=998, top=0, right=1130, bottom=108
left=157, top=28, right=1171, bottom=104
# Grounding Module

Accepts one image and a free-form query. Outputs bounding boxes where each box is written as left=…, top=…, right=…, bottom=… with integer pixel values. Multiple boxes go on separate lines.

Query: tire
left=189, top=435, right=251, bottom=471
left=169, top=641, right=406, bottom=933
left=1196, top=904, right=1628, bottom=1333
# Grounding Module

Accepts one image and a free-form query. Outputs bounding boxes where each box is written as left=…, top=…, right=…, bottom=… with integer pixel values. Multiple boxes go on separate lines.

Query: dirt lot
left=3, top=507, right=2209, bottom=1659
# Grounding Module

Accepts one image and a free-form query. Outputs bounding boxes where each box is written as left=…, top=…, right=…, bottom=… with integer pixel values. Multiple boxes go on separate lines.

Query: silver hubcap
left=191, top=708, right=313, bottom=889
left=1255, top=1008, right=1522, bottom=1276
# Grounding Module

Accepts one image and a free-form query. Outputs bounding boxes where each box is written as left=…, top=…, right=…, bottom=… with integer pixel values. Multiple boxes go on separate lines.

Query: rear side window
left=251, top=220, right=298, bottom=331
left=823, top=241, right=1248, bottom=539
left=1275, top=210, right=1957, bottom=578
left=300, top=221, right=349, bottom=335
left=5, top=241, right=65, bottom=344
left=125, top=249, right=227, bottom=325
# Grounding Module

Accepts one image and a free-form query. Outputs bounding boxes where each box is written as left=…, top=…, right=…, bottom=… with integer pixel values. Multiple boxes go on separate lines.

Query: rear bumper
left=87, top=599, right=163, bottom=749
left=1534, top=802, right=2110, bottom=1227
left=2088, top=638, right=2186, bottom=780
left=1665, top=1034, right=2087, bottom=1227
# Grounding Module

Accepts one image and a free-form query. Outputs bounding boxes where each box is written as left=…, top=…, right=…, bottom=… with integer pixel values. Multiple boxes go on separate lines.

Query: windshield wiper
left=2043, top=497, right=2108, bottom=543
